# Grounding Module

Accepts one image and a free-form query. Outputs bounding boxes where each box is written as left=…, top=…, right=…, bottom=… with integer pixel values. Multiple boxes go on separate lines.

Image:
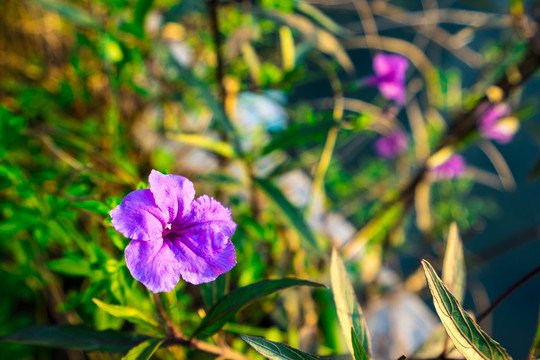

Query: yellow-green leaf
left=422, top=260, right=513, bottom=360
left=267, top=12, right=354, bottom=74
left=351, top=328, right=369, bottom=360
left=240, top=335, right=321, bottom=360
left=331, top=249, right=371, bottom=357
left=122, top=338, right=164, bottom=360
left=442, top=222, right=466, bottom=304
left=92, top=299, right=161, bottom=333
left=166, top=133, right=236, bottom=158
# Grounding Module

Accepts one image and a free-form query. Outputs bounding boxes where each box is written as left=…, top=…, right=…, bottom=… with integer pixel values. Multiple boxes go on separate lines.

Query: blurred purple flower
left=366, top=53, right=409, bottom=105
left=433, top=154, right=466, bottom=180
left=477, top=103, right=518, bottom=144
left=110, top=170, right=236, bottom=293
left=374, top=130, right=409, bottom=159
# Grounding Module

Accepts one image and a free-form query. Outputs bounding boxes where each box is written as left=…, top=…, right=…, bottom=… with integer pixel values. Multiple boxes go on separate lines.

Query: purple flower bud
left=433, top=154, right=466, bottom=180
left=366, top=53, right=409, bottom=105
left=374, top=130, right=409, bottom=159
left=110, top=170, right=237, bottom=293
left=477, top=102, right=518, bottom=144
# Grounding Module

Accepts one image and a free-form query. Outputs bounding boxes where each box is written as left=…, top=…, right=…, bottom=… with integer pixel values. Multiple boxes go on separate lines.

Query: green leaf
left=122, top=338, right=164, bottom=360
left=192, top=279, right=325, bottom=338
left=442, top=222, right=466, bottom=304
left=351, top=328, right=369, bottom=360
left=200, top=274, right=227, bottom=308
left=0, top=326, right=149, bottom=352
left=134, top=0, right=154, bottom=28
left=240, top=335, right=322, bottom=360
left=47, top=257, right=92, bottom=277
left=92, top=298, right=162, bottom=333
left=330, top=249, right=371, bottom=357
left=255, top=178, right=320, bottom=253
left=72, top=200, right=110, bottom=216
left=422, top=260, right=513, bottom=360
left=529, top=310, right=540, bottom=360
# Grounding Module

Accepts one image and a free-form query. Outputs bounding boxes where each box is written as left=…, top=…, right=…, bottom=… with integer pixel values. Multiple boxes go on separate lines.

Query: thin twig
left=476, top=263, right=540, bottom=324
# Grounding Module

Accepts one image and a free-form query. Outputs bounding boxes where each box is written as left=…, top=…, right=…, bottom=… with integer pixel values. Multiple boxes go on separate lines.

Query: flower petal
left=373, top=53, right=393, bottom=76
left=176, top=195, right=237, bottom=236
left=125, top=238, right=182, bottom=293
left=379, top=82, right=406, bottom=104
left=110, top=189, right=165, bottom=240
left=149, top=169, right=195, bottom=223
left=169, top=231, right=236, bottom=285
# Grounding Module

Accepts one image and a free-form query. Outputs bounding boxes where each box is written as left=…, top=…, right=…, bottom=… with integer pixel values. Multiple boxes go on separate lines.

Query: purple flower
left=433, top=154, right=466, bottom=180
left=366, top=53, right=409, bottom=105
left=477, top=103, right=518, bottom=144
left=110, top=170, right=237, bottom=293
left=374, top=130, right=409, bottom=159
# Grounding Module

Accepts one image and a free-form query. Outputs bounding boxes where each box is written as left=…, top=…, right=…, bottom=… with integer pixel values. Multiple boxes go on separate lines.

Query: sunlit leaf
left=166, top=133, right=237, bottom=158
left=192, top=279, right=325, bottom=338
left=92, top=299, right=162, bottom=333
left=122, top=338, right=164, bottom=360
left=330, top=249, right=371, bottom=357
left=267, top=12, right=354, bottom=74
left=294, top=1, right=349, bottom=36
left=422, top=260, right=513, bottom=360
left=256, top=178, right=320, bottom=253
left=351, top=328, right=369, bottom=360
left=442, top=222, right=466, bottom=304
left=240, top=335, right=322, bottom=360
left=279, top=26, right=295, bottom=71
left=0, top=326, right=149, bottom=352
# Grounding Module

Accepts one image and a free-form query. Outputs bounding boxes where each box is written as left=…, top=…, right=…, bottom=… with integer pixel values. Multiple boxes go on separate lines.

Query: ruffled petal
left=175, top=195, right=237, bottom=236
left=110, top=189, right=165, bottom=240
left=125, top=238, right=182, bottom=293
left=149, top=169, right=195, bottom=224
left=168, top=231, right=236, bottom=285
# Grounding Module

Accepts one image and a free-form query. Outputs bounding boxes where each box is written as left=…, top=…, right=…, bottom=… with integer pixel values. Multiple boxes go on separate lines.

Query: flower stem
left=154, top=293, right=181, bottom=338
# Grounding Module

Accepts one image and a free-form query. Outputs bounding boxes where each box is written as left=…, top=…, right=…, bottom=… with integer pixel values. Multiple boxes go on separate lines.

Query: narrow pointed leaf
left=351, top=328, right=369, bottom=360
left=92, top=298, right=161, bottom=333
left=442, top=222, right=466, bottom=304
left=0, top=326, right=149, bottom=352
left=422, top=260, right=512, bottom=360
left=529, top=311, right=540, bottom=360
left=240, top=335, right=322, bottom=360
left=331, top=249, right=371, bottom=357
left=256, top=178, right=320, bottom=253
left=122, top=338, right=164, bottom=360
left=192, top=279, right=325, bottom=338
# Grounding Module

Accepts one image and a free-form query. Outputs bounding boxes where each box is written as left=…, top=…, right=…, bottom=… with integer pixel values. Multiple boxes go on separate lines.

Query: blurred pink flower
left=374, top=130, right=409, bottom=159
left=433, top=154, right=466, bottom=180
left=477, top=102, right=518, bottom=144
left=366, top=53, right=409, bottom=105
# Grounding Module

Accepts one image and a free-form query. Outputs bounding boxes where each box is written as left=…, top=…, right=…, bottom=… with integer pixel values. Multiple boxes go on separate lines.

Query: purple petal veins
left=110, top=170, right=237, bottom=293
left=366, top=53, right=409, bottom=105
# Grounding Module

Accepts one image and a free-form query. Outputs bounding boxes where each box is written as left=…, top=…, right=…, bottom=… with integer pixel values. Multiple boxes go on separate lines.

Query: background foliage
left=1, top=0, right=540, bottom=359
